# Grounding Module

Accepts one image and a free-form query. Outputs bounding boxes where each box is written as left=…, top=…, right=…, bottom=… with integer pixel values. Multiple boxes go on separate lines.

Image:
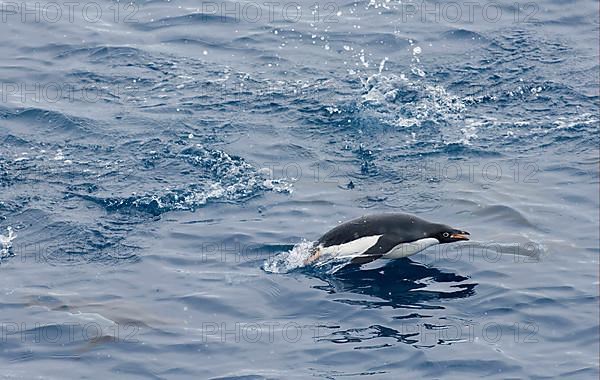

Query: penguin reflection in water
left=304, top=213, right=470, bottom=270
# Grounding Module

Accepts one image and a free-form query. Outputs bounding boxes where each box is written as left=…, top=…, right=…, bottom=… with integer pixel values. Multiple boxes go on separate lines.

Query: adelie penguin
left=304, top=213, right=470, bottom=268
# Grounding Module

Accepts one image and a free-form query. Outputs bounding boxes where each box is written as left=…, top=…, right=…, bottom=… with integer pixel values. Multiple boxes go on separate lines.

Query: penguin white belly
left=320, top=234, right=383, bottom=260
left=382, top=238, right=439, bottom=259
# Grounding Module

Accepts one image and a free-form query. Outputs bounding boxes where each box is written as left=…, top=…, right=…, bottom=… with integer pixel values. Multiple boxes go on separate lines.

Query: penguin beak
left=450, top=231, right=470, bottom=241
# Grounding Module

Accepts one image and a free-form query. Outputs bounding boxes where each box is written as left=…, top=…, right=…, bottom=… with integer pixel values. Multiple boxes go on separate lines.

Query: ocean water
left=0, top=0, right=599, bottom=378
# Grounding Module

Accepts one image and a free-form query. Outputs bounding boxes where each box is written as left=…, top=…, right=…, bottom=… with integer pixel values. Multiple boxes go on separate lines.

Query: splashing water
left=58, top=143, right=295, bottom=216
left=263, top=240, right=361, bottom=275
left=262, top=240, right=316, bottom=274
left=0, top=227, right=16, bottom=259
left=360, top=73, right=466, bottom=128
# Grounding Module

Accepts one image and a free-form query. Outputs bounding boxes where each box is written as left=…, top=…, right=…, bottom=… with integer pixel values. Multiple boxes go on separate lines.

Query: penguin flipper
left=350, top=235, right=397, bottom=265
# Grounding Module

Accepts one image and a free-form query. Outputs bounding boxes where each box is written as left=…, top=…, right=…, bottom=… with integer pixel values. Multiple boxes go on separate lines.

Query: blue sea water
left=0, top=0, right=599, bottom=378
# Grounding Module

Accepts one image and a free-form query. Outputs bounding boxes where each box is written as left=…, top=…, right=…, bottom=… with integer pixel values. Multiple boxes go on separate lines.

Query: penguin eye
left=442, top=232, right=449, bottom=238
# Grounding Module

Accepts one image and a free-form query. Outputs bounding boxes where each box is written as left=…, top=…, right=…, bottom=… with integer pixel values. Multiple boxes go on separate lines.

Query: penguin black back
left=305, top=212, right=470, bottom=268
left=318, top=213, right=448, bottom=248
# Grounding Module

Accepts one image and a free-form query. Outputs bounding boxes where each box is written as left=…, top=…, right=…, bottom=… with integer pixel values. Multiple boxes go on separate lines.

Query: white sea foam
left=0, top=227, right=17, bottom=259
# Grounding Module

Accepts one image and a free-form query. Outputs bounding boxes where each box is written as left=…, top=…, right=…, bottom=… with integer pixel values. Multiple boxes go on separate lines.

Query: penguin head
left=430, top=225, right=470, bottom=244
